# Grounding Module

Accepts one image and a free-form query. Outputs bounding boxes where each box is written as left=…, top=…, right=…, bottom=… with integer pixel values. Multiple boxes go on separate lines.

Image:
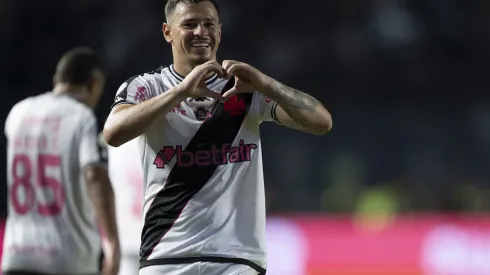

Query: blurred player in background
left=103, top=0, right=332, bottom=274
left=107, top=138, right=143, bottom=275
left=2, top=47, right=120, bottom=275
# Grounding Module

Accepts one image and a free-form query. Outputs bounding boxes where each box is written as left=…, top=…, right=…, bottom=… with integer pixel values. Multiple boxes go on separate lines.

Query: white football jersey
left=112, top=64, right=279, bottom=273
left=108, top=138, right=144, bottom=254
left=2, top=92, right=106, bottom=274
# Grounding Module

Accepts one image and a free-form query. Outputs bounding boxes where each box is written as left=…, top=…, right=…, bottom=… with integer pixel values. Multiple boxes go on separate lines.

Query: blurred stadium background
left=1, top=0, right=490, bottom=274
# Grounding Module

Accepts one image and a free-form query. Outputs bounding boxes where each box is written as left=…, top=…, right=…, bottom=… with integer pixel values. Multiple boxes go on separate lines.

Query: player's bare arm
left=264, top=81, right=332, bottom=134
left=104, top=90, right=188, bottom=147
left=104, top=60, right=225, bottom=147
left=221, top=60, right=332, bottom=135
left=84, top=166, right=120, bottom=275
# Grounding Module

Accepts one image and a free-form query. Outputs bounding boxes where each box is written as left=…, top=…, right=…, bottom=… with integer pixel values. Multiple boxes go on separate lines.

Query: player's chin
left=189, top=53, right=214, bottom=65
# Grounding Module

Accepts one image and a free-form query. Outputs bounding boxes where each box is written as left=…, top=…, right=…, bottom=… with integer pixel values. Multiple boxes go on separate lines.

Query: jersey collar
left=169, top=64, right=218, bottom=85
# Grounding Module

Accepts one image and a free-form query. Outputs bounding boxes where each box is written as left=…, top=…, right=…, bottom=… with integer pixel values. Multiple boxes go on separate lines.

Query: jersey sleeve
left=78, top=110, right=108, bottom=169
left=255, top=93, right=280, bottom=124
left=111, top=74, right=158, bottom=109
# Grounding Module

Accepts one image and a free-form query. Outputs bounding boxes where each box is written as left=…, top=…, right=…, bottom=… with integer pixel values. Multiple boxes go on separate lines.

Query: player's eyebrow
left=180, top=16, right=216, bottom=23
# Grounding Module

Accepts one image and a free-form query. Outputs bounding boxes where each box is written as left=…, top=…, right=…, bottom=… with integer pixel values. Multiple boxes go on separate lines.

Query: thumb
left=222, top=86, right=240, bottom=100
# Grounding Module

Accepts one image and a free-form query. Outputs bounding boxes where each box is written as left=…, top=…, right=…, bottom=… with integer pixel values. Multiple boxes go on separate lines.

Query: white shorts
left=139, top=262, right=258, bottom=275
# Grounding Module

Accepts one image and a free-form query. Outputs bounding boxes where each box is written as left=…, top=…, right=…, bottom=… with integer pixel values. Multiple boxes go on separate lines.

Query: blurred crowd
left=1, top=0, right=490, bottom=216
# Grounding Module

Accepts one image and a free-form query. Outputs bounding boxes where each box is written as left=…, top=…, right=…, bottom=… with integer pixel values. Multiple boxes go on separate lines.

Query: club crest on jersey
left=194, top=106, right=211, bottom=121
left=153, top=139, right=257, bottom=169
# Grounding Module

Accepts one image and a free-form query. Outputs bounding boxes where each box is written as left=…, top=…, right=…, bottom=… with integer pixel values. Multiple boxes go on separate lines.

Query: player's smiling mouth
left=190, top=41, right=210, bottom=48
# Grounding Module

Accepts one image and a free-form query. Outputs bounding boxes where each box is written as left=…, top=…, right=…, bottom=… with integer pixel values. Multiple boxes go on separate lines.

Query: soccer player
left=2, top=47, right=120, bottom=275
left=103, top=0, right=332, bottom=274
left=107, top=138, right=144, bottom=275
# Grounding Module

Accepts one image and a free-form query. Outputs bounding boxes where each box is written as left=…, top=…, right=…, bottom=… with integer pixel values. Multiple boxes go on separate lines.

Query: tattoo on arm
left=273, top=81, right=319, bottom=112
left=270, top=81, right=320, bottom=127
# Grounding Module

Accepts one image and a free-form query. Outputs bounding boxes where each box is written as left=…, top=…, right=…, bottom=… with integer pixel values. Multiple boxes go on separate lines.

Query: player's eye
left=182, top=23, right=198, bottom=29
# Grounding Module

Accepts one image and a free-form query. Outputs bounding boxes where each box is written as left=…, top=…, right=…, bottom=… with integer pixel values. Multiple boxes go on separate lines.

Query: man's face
left=163, top=1, right=221, bottom=65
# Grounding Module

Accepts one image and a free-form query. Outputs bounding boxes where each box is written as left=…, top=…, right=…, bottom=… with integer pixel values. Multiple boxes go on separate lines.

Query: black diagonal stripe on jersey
left=140, top=78, right=253, bottom=261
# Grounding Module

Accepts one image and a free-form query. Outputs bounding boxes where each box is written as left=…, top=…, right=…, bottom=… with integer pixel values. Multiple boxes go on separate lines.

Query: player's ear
left=85, top=74, right=96, bottom=93
left=217, top=23, right=222, bottom=43
left=162, top=23, right=172, bottom=43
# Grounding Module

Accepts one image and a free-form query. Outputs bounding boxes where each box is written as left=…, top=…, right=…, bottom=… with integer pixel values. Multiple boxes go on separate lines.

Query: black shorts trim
left=140, top=256, right=266, bottom=275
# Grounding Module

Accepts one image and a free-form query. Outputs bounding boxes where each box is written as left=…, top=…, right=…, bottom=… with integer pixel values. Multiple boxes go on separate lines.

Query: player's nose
left=193, top=24, right=207, bottom=37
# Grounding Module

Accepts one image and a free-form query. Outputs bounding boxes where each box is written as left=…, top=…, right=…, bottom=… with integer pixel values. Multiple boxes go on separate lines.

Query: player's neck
left=173, top=59, right=216, bottom=79
left=53, top=83, right=89, bottom=105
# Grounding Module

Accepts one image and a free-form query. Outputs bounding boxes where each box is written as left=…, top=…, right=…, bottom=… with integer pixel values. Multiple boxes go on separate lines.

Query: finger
left=222, top=86, right=240, bottom=100
left=202, top=59, right=221, bottom=68
left=225, top=64, right=240, bottom=76
left=226, top=63, right=249, bottom=77
left=209, top=60, right=227, bottom=77
left=215, top=61, right=230, bottom=79
left=222, top=60, right=229, bottom=71
left=197, top=61, right=222, bottom=76
left=222, top=67, right=231, bottom=79
left=222, top=60, right=238, bottom=72
left=202, top=63, right=224, bottom=78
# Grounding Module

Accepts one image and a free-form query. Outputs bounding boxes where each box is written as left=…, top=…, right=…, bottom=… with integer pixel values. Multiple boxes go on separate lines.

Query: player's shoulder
left=6, top=98, right=30, bottom=134
left=118, top=66, right=167, bottom=89
left=53, top=93, right=95, bottom=119
left=5, top=95, right=44, bottom=135
left=6, top=94, right=46, bottom=120
left=53, top=95, right=97, bottom=127
left=28, top=92, right=91, bottom=115
left=9, top=96, right=33, bottom=114
left=77, top=104, right=97, bottom=124
left=114, top=66, right=170, bottom=104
